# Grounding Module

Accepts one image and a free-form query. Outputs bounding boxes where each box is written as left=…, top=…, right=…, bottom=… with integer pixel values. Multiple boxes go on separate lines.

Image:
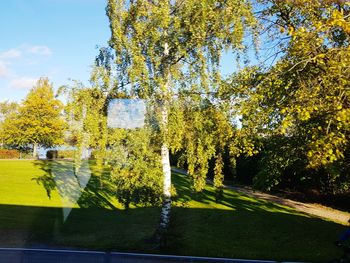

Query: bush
left=57, top=150, right=75, bottom=159
left=46, top=150, right=58, bottom=159
left=46, top=150, right=75, bottom=159
left=20, top=152, right=35, bottom=159
left=236, top=154, right=261, bottom=185
left=0, top=149, right=20, bottom=159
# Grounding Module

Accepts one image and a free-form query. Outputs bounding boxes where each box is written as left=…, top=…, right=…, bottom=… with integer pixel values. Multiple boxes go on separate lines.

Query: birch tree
left=106, top=0, right=257, bottom=234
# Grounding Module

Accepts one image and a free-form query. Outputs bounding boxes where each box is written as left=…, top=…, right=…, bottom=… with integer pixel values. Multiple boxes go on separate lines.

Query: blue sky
left=0, top=0, right=110, bottom=102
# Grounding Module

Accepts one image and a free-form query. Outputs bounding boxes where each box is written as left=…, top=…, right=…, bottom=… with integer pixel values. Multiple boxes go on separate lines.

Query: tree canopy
left=224, top=0, right=350, bottom=192
left=106, top=0, right=258, bottom=191
left=2, top=78, right=66, bottom=156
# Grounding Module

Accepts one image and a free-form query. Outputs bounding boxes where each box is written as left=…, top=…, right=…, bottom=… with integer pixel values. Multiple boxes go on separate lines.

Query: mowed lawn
left=0, top=160, right=347, bottom=262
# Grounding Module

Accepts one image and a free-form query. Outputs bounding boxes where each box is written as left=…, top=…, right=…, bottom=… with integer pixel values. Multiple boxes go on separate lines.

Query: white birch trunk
left=159, top=106, right=172, bottom=230
left=159, top=41, right=172, bottom=232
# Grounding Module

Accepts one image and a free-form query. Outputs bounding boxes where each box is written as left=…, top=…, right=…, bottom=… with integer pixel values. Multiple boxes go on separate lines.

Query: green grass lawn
left=0, top=160, right=347, bottom=262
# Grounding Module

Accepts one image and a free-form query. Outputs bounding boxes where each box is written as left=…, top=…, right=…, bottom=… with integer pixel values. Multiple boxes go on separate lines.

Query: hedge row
left=0, top=149, right=21, bottom=159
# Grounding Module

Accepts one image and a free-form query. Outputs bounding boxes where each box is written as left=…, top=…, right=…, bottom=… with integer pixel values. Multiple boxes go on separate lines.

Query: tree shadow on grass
left=0, top=203, right=160, bottom=251
left=3, top=164, right=347, bottom=262
left=172, top=171, right=289, bottom=212
left=169, top=172, right=347, bottom=262
left=166, top=206, right=346, bottom=262
left=0, top=202, right=346, bottom=262
left=32, top=160, right=117, bottom=210
left=31, top=161, right=56, bottom=199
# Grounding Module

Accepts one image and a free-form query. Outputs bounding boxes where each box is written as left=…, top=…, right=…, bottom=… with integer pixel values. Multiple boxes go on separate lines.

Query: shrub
left=46, top=150, right=75, bottom=159
left=0, top=149, right=20, bottom=159
left=46, top=150, right=58, bottom=159
left=57, top=150, right=75, bottom=159
left=20, top=152, right=35, bottom=159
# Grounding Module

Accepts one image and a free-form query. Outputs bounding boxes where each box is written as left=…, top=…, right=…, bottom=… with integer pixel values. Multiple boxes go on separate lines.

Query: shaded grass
left=0, top=160, right=347, bottom=262
left=168, top=172, right=346, bottom=262
left=0, top=204, right=160, bottom=251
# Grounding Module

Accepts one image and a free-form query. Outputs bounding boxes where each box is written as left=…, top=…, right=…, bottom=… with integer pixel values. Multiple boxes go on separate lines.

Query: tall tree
left=2, top=78, right=66, bottom=157
left=106, top=0, right=257, bottom=234
left=228, top=0, right=350, bottom=192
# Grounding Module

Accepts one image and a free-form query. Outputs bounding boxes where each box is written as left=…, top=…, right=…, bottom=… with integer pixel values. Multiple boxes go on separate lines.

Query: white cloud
left=0, top=45, right=52, bottom=61
left=0, top=49, right=22, bottom=60
left=0, top=60, right=10, bottom=78
left=28, top=45, right=52, bottom=56
left=10, top=77, right=38, bottom=89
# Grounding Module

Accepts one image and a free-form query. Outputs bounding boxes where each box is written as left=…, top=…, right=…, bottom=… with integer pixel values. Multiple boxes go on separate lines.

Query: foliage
left=106, top=0, right=258, bottom=192
left=0, top=101, right=18, bottom=123
left=252, top=136, right=307, bottom=191
left=226, top=1, right=350, bottom=193
left=0, top=101, right=18, bottom=147
left=177, top=96, right=236, bottom=191
left=62, top=80, right=109, bottom=174
left=58, top=150, right=75, bottom=159
left=62, top=74, right=164, bottom=208
left=46, top=150, right=58, bottom=160
left=107, top=0, right=257, bottom=95
left=1, top=78, right=66, bottom=154
left=46, top=150, right=75, bottom=159
left=0, top=149, right=20, bottom=159
left=108, top=127, right=163, bottom=209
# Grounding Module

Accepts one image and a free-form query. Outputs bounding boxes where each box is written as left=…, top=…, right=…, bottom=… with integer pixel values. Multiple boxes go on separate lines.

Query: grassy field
left=0, top=160, right=347, bottom=262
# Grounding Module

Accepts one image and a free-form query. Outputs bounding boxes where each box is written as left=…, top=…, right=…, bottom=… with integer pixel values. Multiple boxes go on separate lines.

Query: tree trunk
left=159, top=106, right=172, bottom=230
left=33, top=142, right=38, bottom=158
left=156, top=41, right=172, bottom=242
